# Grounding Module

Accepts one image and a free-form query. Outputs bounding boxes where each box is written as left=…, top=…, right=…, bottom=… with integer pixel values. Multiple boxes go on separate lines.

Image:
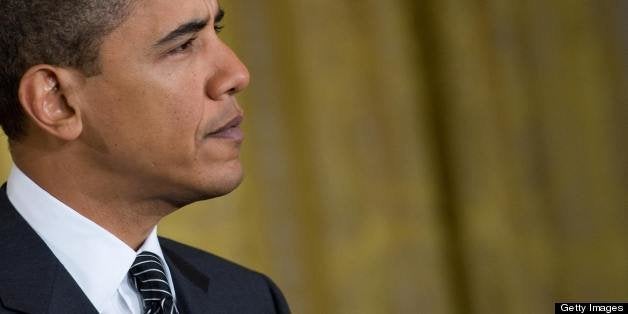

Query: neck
left=11, top=144, right=176, bottom=250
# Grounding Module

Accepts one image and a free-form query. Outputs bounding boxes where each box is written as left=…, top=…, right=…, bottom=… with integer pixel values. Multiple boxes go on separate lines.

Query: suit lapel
left=47, top=269, right=99, bottom=314
left=162, top=244, right=214, bottom=314
left=0, top=185, right=97, bottom=314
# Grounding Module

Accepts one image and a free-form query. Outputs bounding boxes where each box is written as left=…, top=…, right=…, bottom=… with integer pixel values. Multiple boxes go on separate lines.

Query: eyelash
left=214, top=24, right=224, bottom=34
left=169, top=36, right=198, bottom=55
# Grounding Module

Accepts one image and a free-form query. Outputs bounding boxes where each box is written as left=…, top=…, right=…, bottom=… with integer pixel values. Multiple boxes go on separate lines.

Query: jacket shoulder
left=158, top=237, right=291, bottom=313
left=159, top=236, right=257, bottom=276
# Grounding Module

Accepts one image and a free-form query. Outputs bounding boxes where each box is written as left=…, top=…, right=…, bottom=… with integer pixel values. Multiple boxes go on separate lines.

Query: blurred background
left=1, top=0, right=627, bottom=313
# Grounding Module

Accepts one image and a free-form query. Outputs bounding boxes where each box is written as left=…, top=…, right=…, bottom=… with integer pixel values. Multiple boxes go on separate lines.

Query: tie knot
left=129, top=251, right=179, bottom=314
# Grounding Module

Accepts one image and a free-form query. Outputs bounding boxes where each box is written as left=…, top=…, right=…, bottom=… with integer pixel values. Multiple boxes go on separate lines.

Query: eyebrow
left=153, top=8, right=225, bottom=48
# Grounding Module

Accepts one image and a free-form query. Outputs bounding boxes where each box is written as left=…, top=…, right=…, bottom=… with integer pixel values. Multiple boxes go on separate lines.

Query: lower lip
left=206, top=126, right=244, bottom=142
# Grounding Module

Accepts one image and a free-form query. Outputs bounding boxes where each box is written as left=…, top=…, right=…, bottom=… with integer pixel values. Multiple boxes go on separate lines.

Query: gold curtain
left=1, top=0, right=626, bottom=313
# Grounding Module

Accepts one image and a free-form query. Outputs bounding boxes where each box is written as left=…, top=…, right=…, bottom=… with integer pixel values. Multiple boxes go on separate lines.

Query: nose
left=205, top=40, right=250, bottom=101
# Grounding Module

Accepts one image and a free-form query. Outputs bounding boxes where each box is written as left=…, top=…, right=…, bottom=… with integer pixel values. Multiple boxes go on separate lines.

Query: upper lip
left=207, top=114, right=244, bottom=136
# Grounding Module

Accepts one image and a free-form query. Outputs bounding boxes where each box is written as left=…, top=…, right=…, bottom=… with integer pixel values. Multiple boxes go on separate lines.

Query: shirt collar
left=6, top=164, right=171, bottom=312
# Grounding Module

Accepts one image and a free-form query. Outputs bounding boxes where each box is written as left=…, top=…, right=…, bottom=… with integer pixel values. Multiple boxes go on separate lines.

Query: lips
left=206, top=115, right=244, bottom=141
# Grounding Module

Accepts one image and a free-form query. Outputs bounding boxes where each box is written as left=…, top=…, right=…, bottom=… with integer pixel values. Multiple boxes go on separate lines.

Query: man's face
left=75, top=0, right=250, bottom=204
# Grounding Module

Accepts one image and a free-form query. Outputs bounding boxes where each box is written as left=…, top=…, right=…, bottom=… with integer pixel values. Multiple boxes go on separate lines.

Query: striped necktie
left=129, top=251, right=179, bottom=314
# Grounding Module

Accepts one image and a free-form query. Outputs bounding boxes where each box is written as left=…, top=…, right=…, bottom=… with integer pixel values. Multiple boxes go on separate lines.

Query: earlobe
left=18, top=66, right=83, bottom=141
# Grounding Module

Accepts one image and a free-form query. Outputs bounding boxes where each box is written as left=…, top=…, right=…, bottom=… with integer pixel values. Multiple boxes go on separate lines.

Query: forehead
left=109, top=0, right=218, bottom=44
left=131, top=0, right=217, bottom=23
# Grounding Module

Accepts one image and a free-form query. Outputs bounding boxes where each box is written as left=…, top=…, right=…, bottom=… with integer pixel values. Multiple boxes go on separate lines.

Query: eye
left=214, top=24, right=224, bottom=34
left=168, top=36, right=197, bottom=55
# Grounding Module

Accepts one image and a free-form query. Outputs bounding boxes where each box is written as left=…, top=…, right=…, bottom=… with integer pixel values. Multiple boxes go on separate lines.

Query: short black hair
left=0, top=0, right=135, bottom=141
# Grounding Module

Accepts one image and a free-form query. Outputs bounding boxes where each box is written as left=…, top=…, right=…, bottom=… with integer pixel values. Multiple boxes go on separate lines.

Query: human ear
left=18, top=66, right=83, bottom=141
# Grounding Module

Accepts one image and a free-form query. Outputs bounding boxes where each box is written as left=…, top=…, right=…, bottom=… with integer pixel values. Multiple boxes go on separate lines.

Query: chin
left=166, top=160, right=244, bottom=207
left=168, top=173, right=243, bottom=208
left=207, top=171, right=244, bottom=197
left=194, top=163, right=244, bottom=198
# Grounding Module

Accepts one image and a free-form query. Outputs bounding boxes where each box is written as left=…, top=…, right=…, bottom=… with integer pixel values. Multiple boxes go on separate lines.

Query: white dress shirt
left=6, top=164, right=177, bottom=314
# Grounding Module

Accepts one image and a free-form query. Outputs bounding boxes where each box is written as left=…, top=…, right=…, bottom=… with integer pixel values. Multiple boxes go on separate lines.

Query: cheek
left=130, top=52, right=210, bottom=140
left=84, top=59, right=209, bottom=157
left=125, top=70, right=203, bottom=132
left=160, top=83, right=206, bottom=141
left=84, top=87, right=196, bottom=156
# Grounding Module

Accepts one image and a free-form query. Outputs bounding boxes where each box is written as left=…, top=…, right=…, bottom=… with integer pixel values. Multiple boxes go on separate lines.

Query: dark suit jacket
left=0, top=185, right=290, bottom=313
